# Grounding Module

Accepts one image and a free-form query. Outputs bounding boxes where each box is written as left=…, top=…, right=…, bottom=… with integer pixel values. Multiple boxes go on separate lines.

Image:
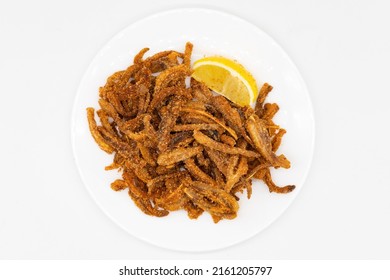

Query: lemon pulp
left=192, top=56, right=258, bottom=106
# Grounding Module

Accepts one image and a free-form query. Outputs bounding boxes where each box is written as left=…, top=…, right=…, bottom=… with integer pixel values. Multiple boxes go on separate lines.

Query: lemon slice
left=192, top=56, right=258, bottom=106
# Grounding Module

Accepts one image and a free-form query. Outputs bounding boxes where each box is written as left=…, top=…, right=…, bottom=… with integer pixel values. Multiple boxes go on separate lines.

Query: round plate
left=71, top=8, right=314, bottom=252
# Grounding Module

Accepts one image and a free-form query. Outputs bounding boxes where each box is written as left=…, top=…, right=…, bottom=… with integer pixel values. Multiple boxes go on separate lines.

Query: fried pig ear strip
left=183, top=42, right=193, bottom=68
left=98, top=100, right=156, bottom=145
left=184, top=181, right=239, bottom=221
left=172, top=123, right=221, bottom=132
left=184, top=200, right=204, bottom=219
left=128, top=187, right=169, bottom=217
left=220, top=134, right=236, bottom=147
left=210, top=95, right=249, bottom=141
left=231, top=178, right=253, bottom=199
left=137, top=142, right=156, bottom=166
left=148, top=86, right=192, bottom=112
left=86, top=108, right=114, bottom=154
left=255, top=83, right=273, bottom=117
left=180, top=107, right=238, bottom=140
left=245, top=114, right=290, bottom=168
left=244, top=161, right=271, bottom=180
left=121, top=165, right=168, bottom=217
left=136, top=83, right=151, bottom=114
left=196, top=151, right=210, bottom=168
left=212, top=164, right=226, bottom=186
left=146, top=171, right=186, bottom=188
left=133, top=47, right=150, bottom=64
left=262, top=103, right=279, bottom=120
left=155, top=184, right=189, bottom=211
left=122, top=169, right=149, bottom=199
left=184, top=158, right=217, bottom=186
left=157, top=97, right=186, bottom=152
left=105, top=89, right=135, bottom=118
left=105, top=153, right=125, bottom=171
left=204, top=148, right=229, bottom=177
left=96, top=109, right=116, bottom=136
left=225, top=140, right=249, bottom=192
left=272, top=128, right=286, bottom=152
left=190, top=78, right=214, bottom=102
left=263, top=169, right=296, bottom=194
left=155, top=174, right=192, bottom=211
left=98, top=98, right=148, bottom=138
left=157, top=146, right=203, bottom=166
left=193, top=131, right=260, bottom=158
left=99, top=70, right=128, bottom=100
left=168, top=131, right=194, bottom=149
left=110, top=179, right=128, bottom=191
left=143, top=50, right=184, bottom=73
left=97, top=126, right=152, bottom=182
left=154, top=64, right=191, bottom=94
left=225, top=156, right=248, bottom=193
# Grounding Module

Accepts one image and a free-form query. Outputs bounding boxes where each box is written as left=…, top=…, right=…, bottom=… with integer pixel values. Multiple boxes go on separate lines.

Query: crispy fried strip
left=246, top=115, right=289, bottom=168
left=263, top=169, right=295, bottom=193
left=262, top=103, right=279, bottom=120
left=180, top=112, right=215, bottom=125
left=184, top=181, right=239, bottom=220
left=97, top=127, right=152, bottom=182
left=181, top=107, right=238, bottom=139
left=155, top=184, right=189, bottom=211
left=272, top=129, right=286, bottom=152
left=220, top=134, right=236, bottom=146
left=169, top=132, right=194, bottom=149
left=255, top=83, right=273, bottom=116
left=225, top=140, right=248, bottom=192
left=149, top=86, right=192, bottom=112
left=157, top=146, right=203, bottom=166
left=225, top=156, right=248, bottom=193
left=193, top=131, right=259, bottom=158
left=205, top=148, right=229, bottom=176
left=146, top=171, right=185, bottom=188
left=122, top=169, right=149, bottom=199
left=183, top=42, right=193, bottom=68
left=172, top=123, right=221, bottom=132
left=137, top=142, right=156, bottom=166
left=96, top=109, right=116, bottom=135
left=231, top=178, right=253, bottom=199
left=245, top=162, right=271, bottom=180
left=128, top=188, right=169, bottom=217
left=185, top=158, right=216, bottom=186
left=143, top=50, right=183, bottom=72
left=155, top=64, right=190, bottom=94
left=133, top=48, right=149, bottom=64
left=110, top=179, right=128, bottom=191
left=196, top=151, right=210, bottom=168
left=157, top=97, right=185, bottom=152
left=86, top=108, right=114, bottom=154
left=136, top=83, right=151, bottom=114
left=211, top=95, right=246, bottom=139
left=184, top=200, right=204, bottom=219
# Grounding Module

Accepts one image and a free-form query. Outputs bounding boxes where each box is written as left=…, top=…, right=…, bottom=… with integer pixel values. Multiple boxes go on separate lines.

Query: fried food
left=86, top=42, right=294, bottom=223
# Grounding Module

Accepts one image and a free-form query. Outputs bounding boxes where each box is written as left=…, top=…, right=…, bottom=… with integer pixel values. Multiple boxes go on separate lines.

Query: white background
left=1, top=0, right=389, bottom=259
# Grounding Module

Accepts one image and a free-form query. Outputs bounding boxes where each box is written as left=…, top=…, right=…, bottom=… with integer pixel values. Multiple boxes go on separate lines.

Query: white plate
left=71, top=8, right=314, bottom=252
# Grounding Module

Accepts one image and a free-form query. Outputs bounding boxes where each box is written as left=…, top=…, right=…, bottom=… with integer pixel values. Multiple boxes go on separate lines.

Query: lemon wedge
left=192, top=56, right=258, bottom=106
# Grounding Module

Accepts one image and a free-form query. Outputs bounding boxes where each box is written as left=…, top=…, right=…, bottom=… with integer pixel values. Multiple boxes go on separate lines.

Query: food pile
left=87, top=42, right=294, bottom=223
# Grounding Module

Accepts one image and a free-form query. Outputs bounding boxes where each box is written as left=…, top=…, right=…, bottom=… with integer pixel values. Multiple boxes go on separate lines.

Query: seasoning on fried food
left=86, top=42, right=294, bottom=223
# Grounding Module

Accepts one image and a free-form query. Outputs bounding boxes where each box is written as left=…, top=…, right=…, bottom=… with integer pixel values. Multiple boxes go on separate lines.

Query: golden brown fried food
left=193, top=130, right=259, bottom=158
left=184, top=181, right=239, bottom=220
left=157, top=146, right=203, bottom=166
left=86, top=42, right=294, bottom=223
